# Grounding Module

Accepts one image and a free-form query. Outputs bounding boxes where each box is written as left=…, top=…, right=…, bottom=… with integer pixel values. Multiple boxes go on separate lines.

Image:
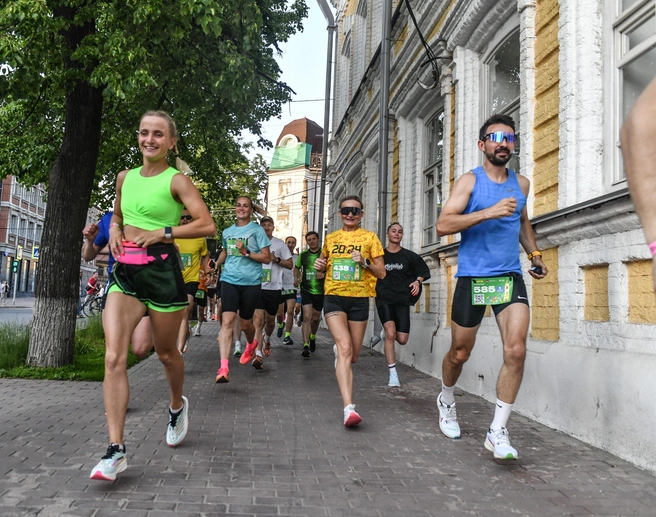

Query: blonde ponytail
left=173, top=145, right=192, bottom=174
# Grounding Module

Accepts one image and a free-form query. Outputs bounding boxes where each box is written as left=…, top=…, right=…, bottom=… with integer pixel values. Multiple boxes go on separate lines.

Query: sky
left=241, top=2, right=332, bottom=163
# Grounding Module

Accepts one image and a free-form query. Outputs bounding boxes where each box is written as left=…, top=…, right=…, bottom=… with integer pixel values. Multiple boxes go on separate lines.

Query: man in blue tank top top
left=435, top=114, right=548, bottom=460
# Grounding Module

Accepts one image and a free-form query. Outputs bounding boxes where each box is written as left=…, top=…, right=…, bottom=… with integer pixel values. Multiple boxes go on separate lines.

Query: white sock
left=255, top=350, right=263, bottom=358
left=440, top=384, right=456, bottom=406
left=234, top=340, right=241, bottom=348
left=388, top=364, right=397, bottom=375
left=198, top=321, right=202, bottom=329
left=264, top=333, right=270, bottom=343
left=490, top=399, right=514, bottom=430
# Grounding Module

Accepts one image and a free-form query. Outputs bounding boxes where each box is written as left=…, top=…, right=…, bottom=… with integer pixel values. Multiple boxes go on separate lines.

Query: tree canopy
left=0, top=0, right=306, bottom=204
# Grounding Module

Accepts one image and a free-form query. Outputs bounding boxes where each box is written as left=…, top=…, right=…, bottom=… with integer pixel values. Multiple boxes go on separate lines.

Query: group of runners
left=88, top=109, right=552, bottom=482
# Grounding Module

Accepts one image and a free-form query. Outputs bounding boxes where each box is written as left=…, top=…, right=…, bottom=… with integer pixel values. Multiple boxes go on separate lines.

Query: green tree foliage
left=0, top=0, right=307, bottom=367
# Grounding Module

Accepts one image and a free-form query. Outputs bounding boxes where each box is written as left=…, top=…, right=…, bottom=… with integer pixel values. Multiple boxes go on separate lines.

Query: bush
left=0, top=316, right=145, bottom=381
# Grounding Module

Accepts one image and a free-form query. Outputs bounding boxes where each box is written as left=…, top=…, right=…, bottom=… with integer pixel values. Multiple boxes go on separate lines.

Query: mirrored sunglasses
left=484, top=131, right=517, bottom=143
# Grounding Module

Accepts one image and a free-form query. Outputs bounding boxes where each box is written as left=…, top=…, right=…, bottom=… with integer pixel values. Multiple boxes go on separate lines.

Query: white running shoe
left=388, top=371, right=400, bottom=387
left=90, top=444, right=127, bottom=481
left=343, top=404, right=362, bottom=427
left=233, top=343, right=242, bottom=357
left=333, top=344, right=338, bottom=368
left=437, top=393, right=461, bottom=439
left=485, top=427, right=518, bottom=459
left=193, top=324, right=201, bottom=337
left=166, top=396, right=189, bottom=447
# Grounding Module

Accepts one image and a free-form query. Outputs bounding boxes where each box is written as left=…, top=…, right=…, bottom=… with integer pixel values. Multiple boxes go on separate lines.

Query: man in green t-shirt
left=294, top=231, right=325, bottom=356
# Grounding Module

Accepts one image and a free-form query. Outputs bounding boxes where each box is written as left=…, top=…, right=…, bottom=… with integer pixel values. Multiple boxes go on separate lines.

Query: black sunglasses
left=180, top=214, right=192, bottom=221
left=340, top=206, right=362, bottom=216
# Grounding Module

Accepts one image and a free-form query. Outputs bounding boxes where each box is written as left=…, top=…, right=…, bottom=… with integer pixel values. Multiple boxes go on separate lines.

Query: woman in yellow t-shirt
left=314, top=195, right=386, bottom=427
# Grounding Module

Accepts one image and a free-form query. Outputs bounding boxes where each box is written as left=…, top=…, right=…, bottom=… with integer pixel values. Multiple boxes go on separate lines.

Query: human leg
left=217, top=310, right=237, bottom=382
left=301, top=304, right=313, bottom=354
left=252, top=308, right=266, bottom=368
left=130, top=316, right=154, bottom=358
left=177, top=294, right=194, bottom=353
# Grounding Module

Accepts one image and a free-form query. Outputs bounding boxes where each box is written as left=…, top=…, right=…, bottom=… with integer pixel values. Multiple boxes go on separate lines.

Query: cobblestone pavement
left=1, top=321, right=655, bottom=516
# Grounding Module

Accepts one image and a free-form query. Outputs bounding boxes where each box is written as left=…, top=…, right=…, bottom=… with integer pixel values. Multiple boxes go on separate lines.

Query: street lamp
left=315, top=0, right=335, bottom=241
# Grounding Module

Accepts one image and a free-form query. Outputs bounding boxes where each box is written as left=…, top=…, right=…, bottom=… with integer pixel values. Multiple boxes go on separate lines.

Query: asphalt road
left=0, top=306, right=32, bottom=326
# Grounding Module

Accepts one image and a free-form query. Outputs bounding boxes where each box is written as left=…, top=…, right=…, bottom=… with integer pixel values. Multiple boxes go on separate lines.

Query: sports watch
left=164, top=226, right=172, bottom=239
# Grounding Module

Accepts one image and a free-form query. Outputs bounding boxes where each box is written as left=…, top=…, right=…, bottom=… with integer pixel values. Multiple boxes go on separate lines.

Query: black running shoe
left=301, top=346, right=310, bottom=357
left=309, top=337, right=316, bottom=353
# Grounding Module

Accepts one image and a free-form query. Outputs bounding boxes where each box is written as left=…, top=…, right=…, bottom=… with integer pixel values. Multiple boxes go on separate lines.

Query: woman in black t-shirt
left=375, top=222, right=431, bottom=387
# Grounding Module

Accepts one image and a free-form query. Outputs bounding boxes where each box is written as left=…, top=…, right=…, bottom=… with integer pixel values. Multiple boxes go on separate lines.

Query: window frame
left=422, top=108, right=445, bottom=249
left=605, top=0, right=656, bottom=186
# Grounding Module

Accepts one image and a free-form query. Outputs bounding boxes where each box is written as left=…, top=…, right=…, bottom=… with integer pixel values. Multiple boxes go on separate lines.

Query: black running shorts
left=451, top=273, right=528, bottom=328
left=376, top=303, right=411, bottom=334
left=220, top=282, right=261, bottom=320
left=108, top=243, right=187, bottom=313
left=301, top=290, right=325, bottom=312
left=323, top=295, right=369, bottom=322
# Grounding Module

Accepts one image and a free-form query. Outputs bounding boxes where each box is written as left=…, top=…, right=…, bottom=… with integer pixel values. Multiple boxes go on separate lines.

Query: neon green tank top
left=121, top=166, right=183, bottom=230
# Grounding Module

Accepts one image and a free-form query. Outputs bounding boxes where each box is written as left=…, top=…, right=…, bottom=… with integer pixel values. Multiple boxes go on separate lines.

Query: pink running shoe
left=343, top=404, right=362, bottom=427
left=215, top=367, right=229, bottom=383
left=239, top=340, right=258, bottom=365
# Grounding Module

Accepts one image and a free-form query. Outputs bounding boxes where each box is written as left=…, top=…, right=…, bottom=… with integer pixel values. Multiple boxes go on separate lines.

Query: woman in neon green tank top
left=90, top=111, right=215, bottom=482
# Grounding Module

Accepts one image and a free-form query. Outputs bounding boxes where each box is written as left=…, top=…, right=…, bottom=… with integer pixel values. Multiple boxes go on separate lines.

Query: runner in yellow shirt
left=314, top=195, right=386, bottom=427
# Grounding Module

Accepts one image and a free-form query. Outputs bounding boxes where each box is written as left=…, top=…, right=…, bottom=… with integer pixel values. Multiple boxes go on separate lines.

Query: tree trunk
left=26, top=8, right=103, bottom=367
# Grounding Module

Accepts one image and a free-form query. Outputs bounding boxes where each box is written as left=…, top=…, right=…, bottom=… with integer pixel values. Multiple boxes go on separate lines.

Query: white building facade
left=328, top=0, right=656, bottom=471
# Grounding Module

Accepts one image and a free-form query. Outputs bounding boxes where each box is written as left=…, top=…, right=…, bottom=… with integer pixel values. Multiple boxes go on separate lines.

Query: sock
left=278, top=321, right=284, bottom=328
left=304, top=343, right=309, bottom=348
left=169, top=405, right=182, bottom=415
left=197, top=321, right=202, bottom=330
left=110, top=443, right=126, bottom=453
left=310, top=333, right=316, bottom=340
left=264, top=334, right=270, bottom=342
left=440, top=384, right=456, bottom=406
left=255, top=350, right=263, bottom=358
left=285, top=331, right=291, bottom=338
left=234, top=340, right=241, bottom=348
left=221, top=358, right=229, bottom=369
left=490, top=399, right=514, bottom=430
left=388, top=363, right=397, bottom=375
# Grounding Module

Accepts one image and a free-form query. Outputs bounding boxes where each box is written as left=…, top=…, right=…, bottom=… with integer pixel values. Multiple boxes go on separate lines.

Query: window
left=486, top=31, right=521, bottom=173
left=36, top=224, right=43, bottom=242
left=10, top=215, right=17, bottom=236
left=19, top=219, right=26, bottom=237
left=423, top=109, right=444, bottom=247
left=609, top=0, right=656, bottom=182
left=28, top=222, right=35, bottom=241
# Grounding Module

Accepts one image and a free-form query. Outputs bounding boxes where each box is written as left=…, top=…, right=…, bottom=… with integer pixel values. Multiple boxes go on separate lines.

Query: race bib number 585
left=471, top=277, right=513, bottom=305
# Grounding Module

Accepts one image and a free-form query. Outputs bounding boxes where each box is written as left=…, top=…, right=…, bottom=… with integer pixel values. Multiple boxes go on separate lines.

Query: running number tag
left=262, top=268, right=272, bottom=283
left=332, top=258, right=361, bottom=281
left=180, top=253, right=192, bottom=270
left=306, top=269, right=317, bottom=279
left=471, top=277, right=513, bottom=305
left=226, top=238, right=248, bottom=256
left=195, top=289, right=206, bottom=299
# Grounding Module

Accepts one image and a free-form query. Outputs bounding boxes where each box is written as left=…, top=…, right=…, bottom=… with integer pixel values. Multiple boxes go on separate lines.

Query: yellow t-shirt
left=175, top=237, right=209, bottom=284
left=322, top=228, right=384, bottom=297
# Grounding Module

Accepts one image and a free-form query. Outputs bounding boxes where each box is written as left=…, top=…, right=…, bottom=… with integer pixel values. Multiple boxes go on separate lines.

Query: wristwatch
left=245, top=249, right=251, bottom=257
left=276, top=256, right=281, bottom=264
left=164, top=226, right=172, bottom=239
left=363, top=258, right=371, bottom=268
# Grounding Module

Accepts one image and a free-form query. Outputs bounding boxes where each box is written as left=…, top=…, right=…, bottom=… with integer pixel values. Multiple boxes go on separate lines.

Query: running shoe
left=343, top=404, right=362, bottom=427
left=333, top=343, right=338, bottom=368
left=485, top=427, right=518, bottom=459
left=233, top=343, right=242, bottom=357
left=301, top=345, right=311, bottom=357
left=277, top=324, right=284, bottom=338
left=90, top=444, right=127, bottom=481
left=239, top=340, right=258, bottom=365
left=309, top=336, right=316, bottom=353
left=296, top=314, right=303, bottom=327
left=193, top=324, right=201, bottom=337
left=283, top=336, right=293, bottom=346
left=166, top=396, right=189, bottom=447
left=388, top=371, right=400, bottom=387
left=252, top=355, right=264, bottom=369
left=215, top=367, right=229, bottom=383
left=437, top=393, right=461, bottom=439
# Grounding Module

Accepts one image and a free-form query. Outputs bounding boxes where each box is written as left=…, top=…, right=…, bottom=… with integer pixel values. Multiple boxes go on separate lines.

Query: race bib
left=306, top=269, right=317, bottom=279
left=262, top=268, right=272, bottom=283
left=282, top=288, right=295, bottom=295
left=195, top=289, right=206, bottom=299
left=471, top=277, right=513, bottom=306
left=332, top=258, right=362, bottom=281
left=180, top=253, right=192, bottom=269
left=226, top=238, right=248, bottom=257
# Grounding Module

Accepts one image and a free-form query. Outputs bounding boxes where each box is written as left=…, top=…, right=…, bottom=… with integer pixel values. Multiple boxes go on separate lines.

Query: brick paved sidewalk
left=1, top=321, right=655, bottom=516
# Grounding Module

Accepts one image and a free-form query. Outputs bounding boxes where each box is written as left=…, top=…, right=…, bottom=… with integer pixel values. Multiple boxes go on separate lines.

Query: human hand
left=528, top=257, right=548, bottom=279
left=314, top=257, right=327, bottom=272
left=108, top=224, right=125, bottom=258
left=351, top=250, right=364, bottom=265
left=132, top=229, right=163, bottom=248
left=487, top=197, right=517, bottom=219
left=409, top=280, right=421, bottom=296
left=82, top=223, right=99, bottom=241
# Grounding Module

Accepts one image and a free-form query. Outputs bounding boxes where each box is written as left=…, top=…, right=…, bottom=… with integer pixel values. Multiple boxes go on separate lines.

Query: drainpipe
left=370, top=0, right=393, bottom=348
left=316, top=0, right=336, bottom=241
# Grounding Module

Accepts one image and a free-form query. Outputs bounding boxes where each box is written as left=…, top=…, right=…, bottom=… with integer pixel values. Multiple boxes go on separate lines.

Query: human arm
left=108, top=171, right=128, bottom=259
left=518, top=206, right=547, bottom=280
left=621, top=77, right=656, bottom=292
left=436, top=172, right=518, bottom=237
left=293, top=266, right=301, bottom=287
left=409, top=252, right=431, bottom=296
left=82, top=223, right=102, bottom=261
left=216, top=248, right=227, bottom=266
left=277, top=245, right=293, bottom=270
left=243, top=245, right=271, bottom=264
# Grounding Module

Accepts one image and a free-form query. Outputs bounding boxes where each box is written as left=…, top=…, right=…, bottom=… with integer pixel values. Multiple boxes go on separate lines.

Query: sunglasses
left=484, top=131, right=517, bottom=143
left=340, top=206, right=362, bottom=216
left=180, top=214, right=192, bottom=221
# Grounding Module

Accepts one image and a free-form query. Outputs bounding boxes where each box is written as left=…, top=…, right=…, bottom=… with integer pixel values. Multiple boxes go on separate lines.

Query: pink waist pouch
left=117, top=242, right=157, bottom=265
